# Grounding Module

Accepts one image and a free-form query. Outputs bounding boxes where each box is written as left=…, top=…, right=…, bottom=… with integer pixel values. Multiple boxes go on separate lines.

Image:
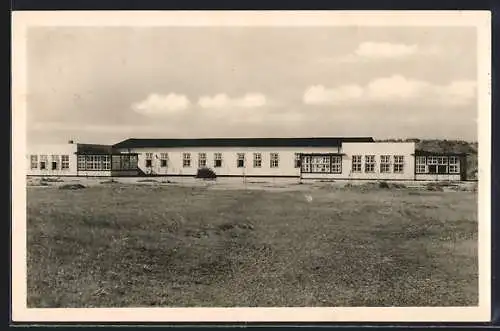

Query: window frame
left=182, top=153, right=191, bottom=168
left=449, top=156, right=460, bottom=174
left=253, top=153, right=262, bottom=168
left=270, top=153, right=279, bottom=168
left=294, top=153, right=301, bottom=168
left=351, top=155, right=362, bottom=173
left=237, top=153, right=245, bottom=168
left=214, top=153, right=222, bottom=168
left=393, top=155, right=404, bottom=173
left=198, top=152, right=207, bottom=168
left=61, top=155, right=70, bottom=170
left=380, top=155, right=391, bottom=173
left=160, top=153, right=168, bottom=168
left=364, top=155, right=376, bottom=173
left=30, top=155, right=38, bottom=170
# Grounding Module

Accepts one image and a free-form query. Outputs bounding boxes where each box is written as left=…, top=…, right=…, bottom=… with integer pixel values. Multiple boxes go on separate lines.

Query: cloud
left=198, top=93, right=266, bottom=109
left=132, top=93, right=190, bottom=116
left=303, top=75, right=476, bottom=106
left=320, top=42, right=440, bottom=64
left=354, top=42, right=418, bottom=59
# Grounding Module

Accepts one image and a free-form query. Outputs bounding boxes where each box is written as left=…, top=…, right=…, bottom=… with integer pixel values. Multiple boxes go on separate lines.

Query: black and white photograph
left=11, top=11, right=491, bottom=322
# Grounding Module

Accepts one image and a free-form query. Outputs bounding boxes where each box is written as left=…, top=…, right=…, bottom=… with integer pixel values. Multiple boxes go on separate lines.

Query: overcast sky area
left=26, top=26, right=478, bottom=146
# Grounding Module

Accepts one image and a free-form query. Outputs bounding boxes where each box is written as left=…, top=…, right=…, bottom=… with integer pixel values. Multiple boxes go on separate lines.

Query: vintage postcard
left=11, top=10, right=491, bottom=323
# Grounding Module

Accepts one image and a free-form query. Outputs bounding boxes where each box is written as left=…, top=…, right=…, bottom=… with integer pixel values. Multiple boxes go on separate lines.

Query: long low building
left=26, top=137, right=468, bottom=181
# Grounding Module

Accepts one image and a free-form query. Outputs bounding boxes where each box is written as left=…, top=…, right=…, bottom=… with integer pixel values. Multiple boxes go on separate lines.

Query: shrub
left=59, top=183, right=86, bottom=190
left=196, top=167, right=217, bottom=180
left=378, top=181, right=390, bottom=189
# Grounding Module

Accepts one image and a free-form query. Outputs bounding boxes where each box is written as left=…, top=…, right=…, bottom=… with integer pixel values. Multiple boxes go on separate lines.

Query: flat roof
left=112, top=137, right=375, bottom=149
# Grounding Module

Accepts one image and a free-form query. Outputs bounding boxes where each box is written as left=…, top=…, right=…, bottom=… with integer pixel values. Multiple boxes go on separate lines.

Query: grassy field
left=27, top=183, right=478, bottom=307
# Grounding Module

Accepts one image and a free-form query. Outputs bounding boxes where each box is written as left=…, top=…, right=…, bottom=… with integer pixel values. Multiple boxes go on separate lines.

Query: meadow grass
left=27, top=184, right=478, bottom=307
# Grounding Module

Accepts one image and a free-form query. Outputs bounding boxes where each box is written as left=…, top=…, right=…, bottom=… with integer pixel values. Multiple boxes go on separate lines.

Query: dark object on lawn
left=137, top=179, right=159, bottom=183
left=378, top=181, right=390, bottom=189
left=196, top=167, right=217, bottom=179
left=41, top=177, right=63, bottom=183
left=100, top=179, right=119, bottom=184
left=59, top=183, right=86, bottom=190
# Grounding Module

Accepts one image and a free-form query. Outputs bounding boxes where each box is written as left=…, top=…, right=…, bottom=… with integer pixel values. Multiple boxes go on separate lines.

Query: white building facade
left=26, top=137, right=467, bottom=181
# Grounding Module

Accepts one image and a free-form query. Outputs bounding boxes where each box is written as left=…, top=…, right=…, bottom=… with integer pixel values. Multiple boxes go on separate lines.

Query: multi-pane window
left=312, top=155, right=330, bottom=173
left=449, top=156, right=460, bottom=174
left=51, top=155, right=59, bottom=170
left=364, top=155, right=375, bottom=173
left=237, top=153, right=245, bottom=168
left=253, top=153, right=262, bottom=168
left=416, top=156, right=427, bottom=174
left=427, top=156, right=438, bottom=174
left=380, top=155, right=391, bottom=173
left=351, top=155, right=362, bottom=172
left=160, top=153, right=168, bottom=167
left=40, top=155, right=47, bottom=170
left=301, top=156, right=312, bottom=172
left=30, top=155, right=38, bottom=169
left=198, top=153, right=206, bottom=168
left=78, top=155, right=86, bottom=170
left=294, top=153, right=301, bottom=168
left=61, top=155, right=70, bottom=170
left=145, top=153, right=153, bottom=168
left=103, top=155, right=111, bottom=170
left=86, top=155, right=100, bottom=170
left=214, top=153, right=222, bottom=168
left=111, top=154, right=138, bottom=170
left=393, top=155, right=404, bottom=173
left=183, top=153, right=191, bottom=167
left=332, top=156, right=342, bottom=173
left=270, top=153, right=279, bottom=168
left=438, top=156, right=448, bottom=174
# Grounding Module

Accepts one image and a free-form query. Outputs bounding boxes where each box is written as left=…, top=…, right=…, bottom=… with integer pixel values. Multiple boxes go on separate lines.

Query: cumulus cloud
left=132, top=93, right=190, bottom=116
left=303, top=75, right=476, bottom=106
left=322, top=42, right=440, bottom=64
left=198, top=93, right=266, bottom=109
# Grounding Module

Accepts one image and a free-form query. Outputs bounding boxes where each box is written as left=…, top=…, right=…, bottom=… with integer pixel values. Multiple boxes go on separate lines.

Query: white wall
left=26, top=143, right=78, bottom=176
left=114, top=146, right=340, bottom=177
left=416, top=174, right=461, bottom=181
left=338, top=142, right=416, bottom=180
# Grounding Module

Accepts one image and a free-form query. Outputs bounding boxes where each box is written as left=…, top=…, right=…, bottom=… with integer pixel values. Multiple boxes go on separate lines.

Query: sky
left=26, top=26, right=478, bottom=145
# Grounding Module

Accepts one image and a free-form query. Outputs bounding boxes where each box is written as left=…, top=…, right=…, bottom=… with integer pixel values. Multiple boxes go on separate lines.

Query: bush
left=378, top=181, right=390, bottom=189
left=59, top=183, right=86, bottom=190
left=196, top=167, right=217, bottom=180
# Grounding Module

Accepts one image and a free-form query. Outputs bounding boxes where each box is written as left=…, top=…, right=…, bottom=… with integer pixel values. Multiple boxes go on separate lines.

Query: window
left=237, top=153, right=245, bottom=168
left=332, top=156, right=342, bottom=173
left=183, top=153, right=191, bottom=167
left=438, top=156, right=448, bottom=174
left=78, top=155, right=86, bottom=170
left=160, top=153, right=168, bottom=167
left=253, top=153, right=262, bottom=168
left=51, top=155, right=59, bottom=170
left=112, top=154, right=138, bottom=170
left=427, top=156, right=438, bottom=174
left=449, top=156, right=460, bottom=174
left=86, top=155, right=100, bottom=170
left=312, top=155, right=330, bottom=173
left=270, top=153, right=279, bottom=168
left=40, top=155, right=47, bottom=170
left=197, top=153, right=206, bottom=168
left=351, top=155, right=362, bottom=172
left=30, top=155, right=38, bottom=169
left=214, top=153, right=222, bottom=168
left=380, top=155, right=391, bottom=173
left=364, top=155, right=375, bottom=173
left=145, top=153, right=153, bottom=168
left=103, top=155, right=111, bottom=170
left=394, top=155, right=404, bottom=173
left=416, top=156, right=427, bottom=174
left=301, top=156, right=311, bottom=172
left=61, top=155, right=70, bottom=170
left=294, top=153, right=301, bottom=168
